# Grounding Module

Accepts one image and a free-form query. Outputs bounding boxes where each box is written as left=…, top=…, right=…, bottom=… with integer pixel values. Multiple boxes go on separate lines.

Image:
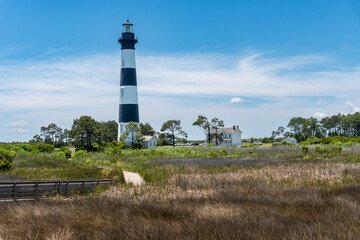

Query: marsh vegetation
left=0, top=144, right=359, bottom=239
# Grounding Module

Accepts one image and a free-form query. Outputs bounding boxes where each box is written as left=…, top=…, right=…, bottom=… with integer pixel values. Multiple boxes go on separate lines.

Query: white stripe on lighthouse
left=118, top=122, right=128, bottom=140
left=121, top=49, right=136, bottom=68
left=120, top=86, right=138, bottom=104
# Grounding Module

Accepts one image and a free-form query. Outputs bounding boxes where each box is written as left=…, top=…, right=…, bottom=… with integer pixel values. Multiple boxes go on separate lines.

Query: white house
left=206, top=125, right=242, bottom=146
left=142, top=135, right=158, bottom=149
left=283, top=137, right=298, bottom=145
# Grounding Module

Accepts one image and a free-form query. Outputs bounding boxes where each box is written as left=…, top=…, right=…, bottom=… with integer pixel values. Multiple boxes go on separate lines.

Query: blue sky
left=1, top=0, right=360, bottom=141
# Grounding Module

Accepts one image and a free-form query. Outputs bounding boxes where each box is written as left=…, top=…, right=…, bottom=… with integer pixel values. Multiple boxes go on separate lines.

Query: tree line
left=274, top=112, right=360, bottom=142
left=31, top=116, right=191, bottom=150
left=31, top=115, right=228, bottom=150
left=31, top=117, right=119, bottom=150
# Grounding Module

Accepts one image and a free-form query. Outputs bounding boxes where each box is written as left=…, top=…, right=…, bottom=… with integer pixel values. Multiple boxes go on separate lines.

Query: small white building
left=283, top=137, right=298, bottom=145
left=206, top=125, right=242, bottom=146
left=142, top=135, right=158, bottom=149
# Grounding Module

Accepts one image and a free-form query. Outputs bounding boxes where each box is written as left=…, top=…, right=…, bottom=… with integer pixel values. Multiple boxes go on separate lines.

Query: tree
left=99, top=120, right=118, bottom=143
left=277, top=126, right=286, bottom=136
left=40, top=123, right=62, bottom=146
left=63, top=129, right=70, bottom=145
left=157, top=132, right=171, bottom=146
left=30, top=134, right=42, bottom=143
left=307, top=117, right=324, bottom=138
left=69, top=116, right=100, bottom=151
left=272, top=130, right=279, bottom=139
left=54, top=125, right=63, bottom=147
left=120, top=122, right=143, bottom=149
left=193, top=115, right=211, bottom=144
left=139, top=122, right=154, bottom=135
left=211, top=117, right=224, bottom=145
left=161, top=120, right=187, bottom=147
left=287, top=117, right=308, bottom=141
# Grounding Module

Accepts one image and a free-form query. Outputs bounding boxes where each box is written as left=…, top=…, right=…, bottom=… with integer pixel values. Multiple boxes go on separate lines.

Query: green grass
left=1, top=152, right=124, bottom=181
left=68, top=144, right=360, bottom=185
left=2, top=144, right=360, bottom=186
left=0, top=144, right=359, bottom=239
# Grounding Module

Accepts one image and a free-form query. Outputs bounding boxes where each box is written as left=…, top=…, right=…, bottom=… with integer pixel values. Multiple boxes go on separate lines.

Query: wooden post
left=67, top=181, right=70, bottom=197
left=35, top=182, right=39, bottom=200
left=59, top=181, right=62, bottom=195
left=13, top=182, right=17, bottom=201
left=82, top=181, right=85, bottom=193
left=96, top=180, right=100, bottom=192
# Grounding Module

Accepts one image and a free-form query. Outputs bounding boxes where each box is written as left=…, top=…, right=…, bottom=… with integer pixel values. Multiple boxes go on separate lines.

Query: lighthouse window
left=122, top=61, right=124, bottom=67
left=123, top=25, right=133, bottom=33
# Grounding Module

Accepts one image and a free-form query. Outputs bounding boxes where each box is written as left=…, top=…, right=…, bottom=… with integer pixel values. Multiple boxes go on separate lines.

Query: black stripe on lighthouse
left=119, top=104, right=139, bottom=122
left=120, top=68, right=137, bottom=86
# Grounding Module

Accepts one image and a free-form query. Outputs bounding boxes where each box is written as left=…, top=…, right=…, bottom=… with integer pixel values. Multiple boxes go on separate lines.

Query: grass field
left=0, top=152, right=123, bottom=181
left=0, top=145, right=359, bottom=239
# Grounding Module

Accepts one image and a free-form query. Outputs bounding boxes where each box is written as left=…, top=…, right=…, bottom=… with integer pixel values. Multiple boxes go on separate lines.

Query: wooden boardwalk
left=0, top=179, right=113, bottom=201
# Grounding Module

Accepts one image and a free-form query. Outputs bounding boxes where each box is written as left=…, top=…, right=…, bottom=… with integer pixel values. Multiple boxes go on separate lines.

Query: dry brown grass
left=0, top=162, right=359, bottom=240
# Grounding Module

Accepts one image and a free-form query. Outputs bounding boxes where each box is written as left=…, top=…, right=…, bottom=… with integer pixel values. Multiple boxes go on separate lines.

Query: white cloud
left=0, top=128, right=31, bottom=133
left=346, top=101, right=360, bottom=113
left=1, top=51, right=360, bottom=141
left=230, top=97, right=244, bottom=103
left=313, top=112, right=326, bottom=118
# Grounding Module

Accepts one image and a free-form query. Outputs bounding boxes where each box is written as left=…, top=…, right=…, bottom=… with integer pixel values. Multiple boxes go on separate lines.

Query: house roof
left=284, top=137, right=297, bottom=142
left=142, top=135, right=157, bottom=142
left=207, top=127, right=243, bottom=134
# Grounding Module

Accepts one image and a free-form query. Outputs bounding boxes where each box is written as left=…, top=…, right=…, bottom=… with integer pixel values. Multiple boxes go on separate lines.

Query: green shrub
left=302, top=146, right=309, bottom=154
left=303, top=137, right=321, bottom=145
left=320, top=137, right=332, bottom=145
left=73, top=150, right=88, bottom=159
left=208, top=152, right=219, bottom=158
left=133, top=142, right=145, bottom=149
left=28, top=143, right=54, bottom=153
left=108, top=141, right=125, bottom=154
left=336, top=146, right=342, bottom=153
left=315, top=146, right=326, bottom=154
left=207, top=143, right=215, bottom=147
left=0, top=149, right=15, bottom=161
left=345, top=141, right=355, bottom=147
left=218, top=150, right=228, bottom=155
left=111, top=146, right=122, bottom=155
left=0, top=154, right=13, bottom=170
left=59, top=147, right=71, bottom=158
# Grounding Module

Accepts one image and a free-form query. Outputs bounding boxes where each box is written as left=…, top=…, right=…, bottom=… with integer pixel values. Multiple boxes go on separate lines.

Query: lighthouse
left=118, top=20, right=139, bottom=141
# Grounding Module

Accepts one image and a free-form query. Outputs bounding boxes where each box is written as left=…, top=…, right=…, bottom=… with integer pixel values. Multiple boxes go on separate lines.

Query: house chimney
left=236, top=125, right=239, bottom=129
left=150, top=131, right=154, bottom=136
left=233, top=125, right=235, bottom=130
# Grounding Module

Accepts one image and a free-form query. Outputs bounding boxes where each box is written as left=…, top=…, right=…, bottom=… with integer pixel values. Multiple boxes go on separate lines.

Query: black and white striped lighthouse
left=117, top=20, right=139, bottom=141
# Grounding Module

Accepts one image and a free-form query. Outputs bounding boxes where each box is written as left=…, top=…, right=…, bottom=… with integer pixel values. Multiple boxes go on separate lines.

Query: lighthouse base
left=118, top=122, right=128, bottom=141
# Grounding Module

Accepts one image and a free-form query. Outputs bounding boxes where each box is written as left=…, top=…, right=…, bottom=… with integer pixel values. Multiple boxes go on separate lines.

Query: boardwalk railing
left=0, top=179, right=113, bottom=200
